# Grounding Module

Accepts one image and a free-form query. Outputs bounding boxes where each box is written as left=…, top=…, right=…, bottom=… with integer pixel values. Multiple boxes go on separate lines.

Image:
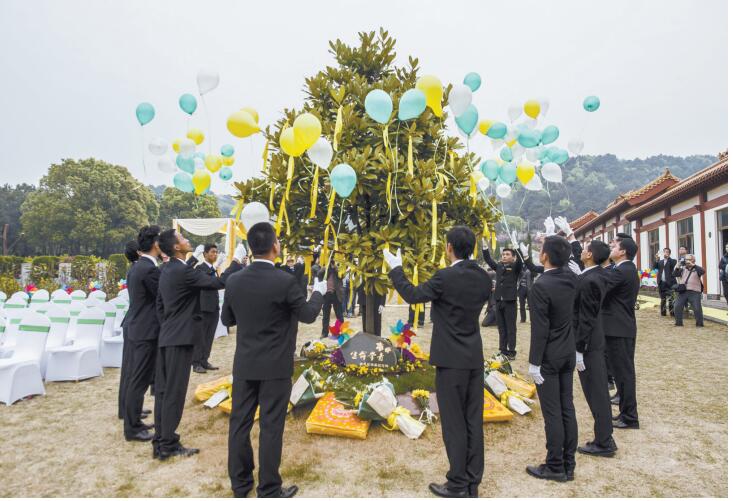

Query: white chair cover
left=10, top=291, right=29, bottom=303
left=42, top=305, right=71, bottom=377
left=116, top=289, right=129, bottom=303
left=70, top=290, right=87, bottom=302
left=51, top=289, right=69, bottom=299
left=89, top=289, right=107, bottom=302
left=45, top=307, right=104, bottom=382
left=0, top=291, right=7, bottom=305
left=0, top=298, right=29, bottom=357
left=0, top=312, right=50, bottom=405
left=99, top=301, right=123, bottom=368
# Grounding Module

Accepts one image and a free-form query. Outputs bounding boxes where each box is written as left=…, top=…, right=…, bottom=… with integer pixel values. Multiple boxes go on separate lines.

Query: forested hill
left=148, top=184, right=235, bottom=216
left=500, top=154, right=717, bottom=229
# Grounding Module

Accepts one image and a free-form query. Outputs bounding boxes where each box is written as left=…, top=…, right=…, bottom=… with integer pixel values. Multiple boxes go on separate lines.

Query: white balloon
left=179, top=138, right=196, bottom=155
left=506, top=127, right=518, bottom=142
left=157, top=157, right=176, bottom=173
left=477, top=177, right=491, bottom=193
left=448, top=84, right=472, bottom=117
left=241, top=202, right=270, bottom=230
left=496, top=183, right=512, bottom=198
left=525, top=148, right=539, bottom=162
left=508, top=104, right=522, bottom=122
left=524, top=174, right=543, bottom=191
left=194, top=157, right=205, bottom=170
left=490, top=139, right=504, bottom=150
left=148, top=137, right=168, bottom=156
left=306, top=137, right=333, bottom=169
left=197, top=68, right=220, bottom=95
left=538, top=98, right=550, bottom=117
left=541, top=162, right=563, bottom=183
left=522, top=118, right=538, bottom=129
left=568, top=138, right=585, bottom=155
left=511, top=144, right=525, bottom=160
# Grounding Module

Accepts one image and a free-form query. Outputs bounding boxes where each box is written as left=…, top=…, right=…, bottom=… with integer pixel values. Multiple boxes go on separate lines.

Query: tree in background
left=157, top=186, right=223, bottom=246
left=0, top=183, right=36, bottom=255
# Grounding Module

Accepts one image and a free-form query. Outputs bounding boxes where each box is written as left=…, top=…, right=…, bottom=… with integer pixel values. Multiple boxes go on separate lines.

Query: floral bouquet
left=328, top=319, right=354, bottom=346
left=485, top=353, right=513, bottom=375
left=484, top=370, right=533, bottom=415
left=300, top=340, right=327, bottom=359
left=24, top=283, right=38, bottom=295
left=289, top=367, right=326, bottom=407
left=88, top=281, right=102, bottom=292
left=363, top=379, right=425, bottom=439
left=118, top=279, right=127, bottom=291
left=411, top=389, right=438, bottom=426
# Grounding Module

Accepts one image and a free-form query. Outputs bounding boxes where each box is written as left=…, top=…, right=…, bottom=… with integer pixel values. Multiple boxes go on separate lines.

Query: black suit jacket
left=195, top=262, right=220, bottom=312
left=528, top=267, right=577, bottom=366
left=601, top=261, right=640, bottom=339
left=655, top=258, right=677, bottom=286
left=483, top=249, right=522, bottom=301
left=388, top=260, right=492, bottom=370
left=573, top=266, right=606, bottom=353
left=126, top=256, right=161, bottom=342
left=156, top=259, right=225, bottom=347
left=221, top=261, right=323, bottom=380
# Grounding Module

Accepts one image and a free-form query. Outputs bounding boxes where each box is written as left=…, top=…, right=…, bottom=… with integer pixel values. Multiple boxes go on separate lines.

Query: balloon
left=496, top=183, right=512, bottom=199
left=416, top=75, right=443, bottom=117
left=176, top=154, right=195, bottom=174
left=187, top=128, right=205, bottom=145
left=135, top=103, right=155, bottom=126
left=499, top=146, right=513, bottom=162
left=194, top=157, right=205, bottom=170
left=487, top=122, right=508, bottom=139
left=480, top=160, right=500, bottom=181
left=516, top=162, right=535, bottom=185
left=205, top=154, right=223, bottom=173
left=179, top=138, right=196, bottom=156
left=547, top=147, right=569, bottom=164
left=538, top=98, right=550, bottom=117
left=583, top=95, right=600, bottom=112
left=179, top=94, right=197, bottom=115
left=307, top=137, right=333, bottom=169
left=542, top=162, right=563, bottom=183
left=222, top=156, right=235, bottom=166
left=330, top=163, right=357, bottom=198
left=524, top=99, right=541, bottom=119
left=172, top=139, right=181, bottom=153
left=517, top=129, right=542, bottom=148
left=477, top=177, right=491, bottom=193
left=524, top=174, right=543, bottom=191
left=196, top=68, right=219, bottom=95
left=521, top=118, right=538, bottom=129
left=541, top=125, right=560, bottom=145
left=148, top=138, right=167, bottom=156
left=241, top=202, right=270, bottom=229
left=293, top=113, right=322, bottom=150
left=227, top=111, right=260, bottom=138
left=194, top=151, right=206, bottom=159
left=192, top=169, right=211, bottom=195
left=364, top=89, right=393, bottom=124
left=478, top=119, right=493, bottom=135
left=219, top=167, right=233, bottom=181
left=525, top=148, right=539, bottom=162
left=568, top=138, right=585, bottom=155
left=173, top=172, right=194, bottom=193
left=398, top=89, right=427, bottom=121
left=157, top=157, right=176, bottom=173
left=511, top=144, right=526, bottom=160
left=455, top=104, right=478, bottom=136
left=499, top=163, right=517, bottom=184
left=463, top=72, right=481, bottom=92
left=220, top=144, right=235, bottom=157
left=507, top=104, right=522, bottom=122
left=279, top=126, right=306, bottom=157
left=241, top=107, right=259, bottom=123
left=448, top=84, right=472, bottom=117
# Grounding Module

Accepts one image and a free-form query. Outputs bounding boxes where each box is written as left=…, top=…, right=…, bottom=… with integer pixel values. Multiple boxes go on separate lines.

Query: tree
left=235, top=30, right=498, bottom=333
left=20, top=158, right=158, bottom=256
left=157, top=187, right=223, bottom=226
left=0, top=183, right=36, bottom=255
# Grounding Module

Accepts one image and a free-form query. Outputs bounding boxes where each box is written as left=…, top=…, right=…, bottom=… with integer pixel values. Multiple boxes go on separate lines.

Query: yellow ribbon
left=382, top=125, right=390, bottom=152
left=491, top=229, right=497, bottom=251
left=385, top=171, right=392, bottom=211
left=411, top=265, right=423, bottom=326
left=284, top=156, right=295, bottom=201
left=449, top=150, right=455, bottom=171
left=284, top=206, right=291, bottom=236
left=500, top=390, right=522, bottom=409
left=407, top=135, right=414, bottom=177
left=382, top=406, right=411, bottom=432
left=230, top=198, right=244, bottom=220
left=439, top=252, right=447, bottom=269
left=261, top=141, right=269, bottom=175
left=269, top=182, right=275, bottom=212
left=333, top=105, right=343, bottom=152
left=470, top=176, right=477, bottom=207
left=382, top=243, right=389, bottom=275
left=309, top=167, right=320, bottom=219
left=431, top=198, right=438, bottom=261
left=274, top=192, right=287, bottom=237
left=304, top=254, right=313, bottom=284
left=324, top=189, right=336, bottom=225
left=483, top=221, right=491, bottom=239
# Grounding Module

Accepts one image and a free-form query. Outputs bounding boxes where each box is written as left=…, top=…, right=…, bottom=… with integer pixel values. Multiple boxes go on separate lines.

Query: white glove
left=312, top=277, right=327, bottom=296
left=193, top=244, right=205, bottom=261
left=510, top=230, right=519, bottom=250
left=215, top=252, right=226, bottom=268
left=528, top=364, right=544, bottom=385
left=568, top=260, right=582, bottom=275
left=519, top=243, right=529, bottom=260
left=554, top=216, right=572, bottom=236
left=233, top=243, right=247, bottom=263
left=382, top=248, right=403, bottom=270
left=378, top=305, right=385, bottom=315
left=576, top=352, right=586, bottom=372
left=297, top=256, right=304, bottom=264
left=543, top=217, right=555, bottom=236
left=482, top=238, right=490, bottom=251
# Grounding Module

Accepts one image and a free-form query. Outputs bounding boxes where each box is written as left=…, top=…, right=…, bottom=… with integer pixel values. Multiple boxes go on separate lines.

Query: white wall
left=659, top=225, right=668, bottom=251
left=707, top=184, right=728, bottom=200
left=692, top=213, right=703, bottom=262
left=704, top=209, right=720, bottom=295
left=639, top=231, right=649, bottom=270
left=642, top=210, right=665, bottom=226
left=671, top=197, right=698, bottom=215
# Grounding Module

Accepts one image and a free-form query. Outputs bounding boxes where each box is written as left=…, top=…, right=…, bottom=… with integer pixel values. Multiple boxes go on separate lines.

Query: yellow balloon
left=293, top=113, right=322, bottom=150
left=172, top=139, right=182, bottom=153
left=524, top=99, right=541, bottom=119
left=478, top=119, right=493, bottom=135
left=516, top=162, right=536, bottom=185
left=279, top=126, right=306, bottom=157
left=222, top=156, right=235, bottom=166
left=227, top=111, right=260, bottom=138
left=205, top=154, right=223, bottom=173
left=186, top=128, right=205, bottom=145
left=416, top=75, right=443, bottom=117
left=506, top=139, right=517, bottom=148
left=192, top=169, right=211, bottom=195
left=241, top=107, right=259, bottom=124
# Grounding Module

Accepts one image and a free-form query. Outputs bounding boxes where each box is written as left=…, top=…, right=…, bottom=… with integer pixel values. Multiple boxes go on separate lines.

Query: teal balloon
left=194, top=152, right=206, bottom=160
left=455, top=104, right=478, bottom=136
left=480, top=160, right=500, bottom=181
left=173, top=172, right=194, bottom=193
left=330, top=163, right=357, bottom=198
left=487, top=122, right=507, bottom=139
left=179, top=93, right=197, bottom=115
left=176, top=154, right=195, bottom=174
left=398, top=88, right=426, bottom=121
left=550, top=148, right=570, bottom=164
left=583, top=95, right=600, bottom=112
left=541, top=125, right=559, bottom=145
left=518, top=129, right=542, bottom=148
left=220, top=144, right=235, bottom=157
left=365, top=89, right=393, bottom=124
left=135, top=102, right=155, bottom=126
left=219, top=167, right=233, bottom=181
left=463, top=72, right=481, bottom=92
left=499, top=163, right=517, bottom=184
left=499, top=147, right=513, bottom=162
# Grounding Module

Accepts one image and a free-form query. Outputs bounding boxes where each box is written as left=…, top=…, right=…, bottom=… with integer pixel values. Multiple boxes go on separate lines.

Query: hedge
left=0, top=256, right=27, bottom=277
left=31, top=256, right=61, bottom=282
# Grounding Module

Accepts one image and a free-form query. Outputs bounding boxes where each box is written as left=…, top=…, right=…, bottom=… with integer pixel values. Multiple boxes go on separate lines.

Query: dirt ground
left=0, top=303, right=727, bottom=498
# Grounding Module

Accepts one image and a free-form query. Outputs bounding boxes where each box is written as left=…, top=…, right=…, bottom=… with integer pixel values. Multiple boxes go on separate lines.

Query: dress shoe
left=192, top=364, right=207, bottom=374
left=613, top=419, right=639, bottom=430
left=610, top=393, right=620, bottom=405
left=140, top=422, right=154, bottom=431
left=674, top=322, right=683, bottom=327
left=275, top=485, right=298, bottom=498
left=578, top=442, right=616, bottom=457
left=203, top=362, right=219, bottom=371
left=125, top=430, right=154, bottom=442
left=428, top=482, right=468, bottom=498
left=158, top=446, right=200, bottom=461
left=661, top=311, right=667, bottom=316
left=141, top=409, right=152, bottom=417
left=565, top=469, right=574, bottom=481
left=507, top=354, right=516, bottom=361
left=468, top=484, right=479, bottom=498
left=525, top=464, right=567, bottom=482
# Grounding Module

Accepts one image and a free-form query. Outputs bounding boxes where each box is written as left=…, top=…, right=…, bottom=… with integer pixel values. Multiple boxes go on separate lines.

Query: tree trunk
left=364, top=291, right=376, bottom=335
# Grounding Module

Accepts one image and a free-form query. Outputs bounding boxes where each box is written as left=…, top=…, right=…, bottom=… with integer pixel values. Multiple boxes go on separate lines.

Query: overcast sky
left=0, top=0, right=727, bottom=195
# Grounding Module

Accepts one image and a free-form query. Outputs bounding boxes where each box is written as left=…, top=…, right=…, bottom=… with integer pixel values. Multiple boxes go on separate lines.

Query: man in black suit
left=320, top=262, right=344, bottom=337
left=153, top=229, right=227, bottom=460
left=385, top=226, right=492, bottom=498
left=118, top=240, right=140, bottom=420
left=603, top=236, right=641, bottom=430
left=654, top=247, right=677, bottom=316
left=192, top=243, right=222, bottom=374
left=123, top=227, right=161, bottom=442
left=482, top=245, right=522, bottom=359
left=574, top=240, right=617, bottom=457
left=526, top=235, right=578, bottom=482
left=222, top=222, right=326, bottom=498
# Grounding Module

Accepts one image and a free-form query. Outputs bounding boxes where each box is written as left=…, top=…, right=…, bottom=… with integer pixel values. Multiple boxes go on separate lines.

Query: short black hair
left=663, top=247, right=671, bottom=252
left=587, top=240, right=610, bottom=265
left=446, top=226, right=475, bottom=260
left=158, top=229, right=178, bottom=257
left=541, top=235, right=571, bottom=267
left=248, top=222, right=276, bottom=256
left=616, top=232, right=632, bottom=240
left=124, top=240, right=140, bottom=263
left=204, top=243, right=218, bottom=253
left=137, top=225, right=161, bottom=253
left=617, top=237, right=638, bottom=260
left=501, top=248, right=516, bottom=256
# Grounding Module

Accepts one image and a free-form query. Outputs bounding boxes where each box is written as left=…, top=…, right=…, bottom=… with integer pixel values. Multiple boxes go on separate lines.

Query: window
left=606, top=228, right=615, bottom=243
left=677, top=217, right=694, bottom=255
left=648, top=228, right=659, bottom=268
left=717, top=208, right=728, bottom=261
left=623, top=223, right=632, bottom=236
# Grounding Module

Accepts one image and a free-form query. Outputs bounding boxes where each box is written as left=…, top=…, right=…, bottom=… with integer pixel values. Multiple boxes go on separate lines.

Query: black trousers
left=496, top=300, right=517, bottom=356
left=518, top=287, right=528, bottom=322
left=658, top=282, right=674, bottom=314
left=123, top=339, right=157, bottom=437
left=321, top=292, right=343, bottom=336
left=117, top=325, right=132, bottom=419
left=435, top=367, right=484, bottom=491
left=536, top=356, right=577, bottom=474
left=193, top=310, right=219, bottom=366
left=605, top=336, right=638, bottom=425
left=604, top=349, right=615, bottom=385
left=409, top=304, right=426, bottom=326
left=674, top=290, right=704, bottom=326
left=228, top=378, right=291, bottom=498
left=578, top=350, right=615, bottom=448
left=722, top=280, right=728, bottom=302
left=153, top=345, right=194, bottom=453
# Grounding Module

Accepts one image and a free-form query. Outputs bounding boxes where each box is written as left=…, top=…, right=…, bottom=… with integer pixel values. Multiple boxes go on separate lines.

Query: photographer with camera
left=672, top=253, right=705, bottom=327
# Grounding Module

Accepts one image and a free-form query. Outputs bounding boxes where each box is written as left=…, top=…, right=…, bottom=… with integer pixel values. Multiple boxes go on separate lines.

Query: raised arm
left=388, top=266, right=443, bottom=304
left=221, top=287, right=236, bottom=327
left=286, top=276, right=323, bottom=323
left=184, top=265, right=224, bottom=290
left=482, top=247, right=498, bottom=271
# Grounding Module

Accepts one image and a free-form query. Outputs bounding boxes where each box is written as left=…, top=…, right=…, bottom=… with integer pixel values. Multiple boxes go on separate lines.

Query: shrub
left=0, top=274, right=21, bottom=296
left=31, top=256, right=60, bottom=282
left=0, top=256, right=27, bottom=277
left=108, top=254, right=129, bottom=282
left=71, top=255, right=100, bottom=284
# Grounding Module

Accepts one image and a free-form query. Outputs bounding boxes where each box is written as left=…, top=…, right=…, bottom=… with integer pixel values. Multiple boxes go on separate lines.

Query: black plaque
left=339, top=332, right=398, bottom=368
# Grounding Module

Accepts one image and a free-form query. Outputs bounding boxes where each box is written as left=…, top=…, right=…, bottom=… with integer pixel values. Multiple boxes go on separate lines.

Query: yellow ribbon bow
left=382, top=406, right=411, bottom=432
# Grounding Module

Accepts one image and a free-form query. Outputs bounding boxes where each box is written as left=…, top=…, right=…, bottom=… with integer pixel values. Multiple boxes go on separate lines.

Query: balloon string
left=545, top=179, right=553, bottom=218
left=202, top=94, right=213, bottom=155
left=140, top=127, right=147, bottom=177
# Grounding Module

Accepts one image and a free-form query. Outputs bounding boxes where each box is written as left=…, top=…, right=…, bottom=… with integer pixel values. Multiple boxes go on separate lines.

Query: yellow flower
left=354, top=391, right=363, bottom=407
left=412, top=389, right=430, bottom=400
